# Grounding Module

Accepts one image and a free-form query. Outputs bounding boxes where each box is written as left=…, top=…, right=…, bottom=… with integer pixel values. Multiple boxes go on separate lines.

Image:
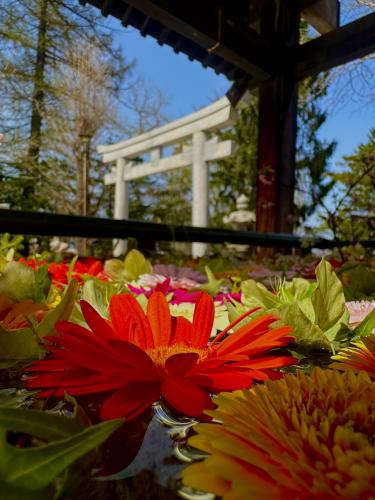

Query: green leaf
left=311, top=259, right=349, bottom=336
left=0, top=261, right=50, bottom=305
left=70, top=278, right=127, bottom=326
left=0, top=280, right=78, bottom=368
left=279, top=302, right=332, bottom=351
left=0, top=407, right=81, bottom=441
left=0, top=326, right=42, bottom=368
left=0, top=481, right=44, bottom=500
left=34, top=265, right=52, bottom=304
left=35, top=280, right=78, bottom=338
left=104, top=249, right=152, bottom=282
left=225, top=300, right=261, bottom=330
left=241, top=279, right=280, bottom=309
left=278, top=283, right=295, bottom=304
left=283, top=278, right=317, bottom=301
left=123, top=249, right=152, bottom=280
left=66, top=256, right=78, bottom=284
left=198, top=266, right=224, bottom=295
left=0, top=262, right=39, bottom=303
left=339, top=264, right=375, bottom=301
left=297, top=297, right=315, bottom=323
left=81, top=279, right=110, bottom=317
left=226, top=300, right=244, bottom=324
left=0, top=408, right=122, bottom=493
left=351, top=308, right=375, bottom=340
left=0, top=389, right=35, bottom=409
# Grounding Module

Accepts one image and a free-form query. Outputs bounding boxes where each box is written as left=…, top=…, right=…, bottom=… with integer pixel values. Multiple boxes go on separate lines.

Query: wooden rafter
left=294, top=11, right=375, bottom=80
left=120, top=0, right=276, bottom=80
left=301, top=0, right=339, bottom=34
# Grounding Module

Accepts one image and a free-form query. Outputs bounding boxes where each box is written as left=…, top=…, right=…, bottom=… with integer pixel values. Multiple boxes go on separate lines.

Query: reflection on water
left=95, top=400, right=214, bottom=499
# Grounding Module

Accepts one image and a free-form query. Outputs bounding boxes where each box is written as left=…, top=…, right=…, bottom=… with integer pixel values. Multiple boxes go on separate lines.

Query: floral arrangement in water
left=0, top=237, right=374, bottom=498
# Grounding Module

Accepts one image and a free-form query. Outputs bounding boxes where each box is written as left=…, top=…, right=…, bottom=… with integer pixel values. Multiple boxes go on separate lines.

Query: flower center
left=146, top=344, right=209, bottom=367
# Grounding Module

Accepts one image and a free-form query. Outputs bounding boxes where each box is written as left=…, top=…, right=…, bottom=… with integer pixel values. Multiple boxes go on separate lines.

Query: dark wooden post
left=256, top=0, right=300, bottom=234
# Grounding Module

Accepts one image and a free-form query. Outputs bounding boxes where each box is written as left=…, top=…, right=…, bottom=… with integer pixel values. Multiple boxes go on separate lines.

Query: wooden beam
left=294, top=0, right=323, bottom=12
left=123, top=0, right=275, bottom=80
left=226, top=76, right=258, bottom=107
left=301, top=0, right=339, bottom=34
left=294, top=11, right=375, bottom=80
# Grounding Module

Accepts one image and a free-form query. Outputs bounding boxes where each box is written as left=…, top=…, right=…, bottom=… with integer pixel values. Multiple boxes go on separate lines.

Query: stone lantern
left=223, top=194, right=256, bottom=254
left=223, top=194, right=255, bottom=230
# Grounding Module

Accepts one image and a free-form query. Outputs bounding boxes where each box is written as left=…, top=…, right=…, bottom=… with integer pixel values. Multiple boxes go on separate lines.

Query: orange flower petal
left=165, top=352, right=199, bottom=376
left=188, top=371, right=253, bottom=392
left=106, top=339, right=159, bottom=374
left=110, top=294, right=153, bottom=348
left=56, top=320, right=94, bottom=337
left=146, top=291, right=171, bottom=347
left=100, top=381, right=160, bottom=420
left=161, top=377, right=210, bottom=417
left=192, top=292, right=214, bottom=348
left=49, top=332, right=125, bottom=371
left=170, top=316, right=192, bottom=345
left=213, top=316, right=287, bottom=356
left=232, top=355, right=297, bottom=370
left=80, top=300, right=115, bottom=340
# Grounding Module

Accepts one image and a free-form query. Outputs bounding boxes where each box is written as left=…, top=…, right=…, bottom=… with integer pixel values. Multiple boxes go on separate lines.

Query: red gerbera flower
left=48, top=257, right=108, bottom=288
left=25, top=292, right=296, bottom=421
left=19, top=257, right=47, bottom=269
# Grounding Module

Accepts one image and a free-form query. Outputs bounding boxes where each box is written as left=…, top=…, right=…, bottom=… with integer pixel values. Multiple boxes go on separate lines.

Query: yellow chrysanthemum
left=182, top=368, right=375, bottom=500
left=331, top=335, right=375, bottom=379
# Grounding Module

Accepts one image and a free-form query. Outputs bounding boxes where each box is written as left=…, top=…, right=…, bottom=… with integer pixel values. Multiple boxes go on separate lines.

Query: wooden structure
left=100, top=97, right=235, bottom=257
left=80, top=0, right=375, bottom=235
left=0, top=1, right=374, bottom=251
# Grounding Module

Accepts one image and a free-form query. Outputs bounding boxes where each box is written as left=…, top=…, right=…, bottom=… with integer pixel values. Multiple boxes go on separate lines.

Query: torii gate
left=99, top=97, right=236, bottom=257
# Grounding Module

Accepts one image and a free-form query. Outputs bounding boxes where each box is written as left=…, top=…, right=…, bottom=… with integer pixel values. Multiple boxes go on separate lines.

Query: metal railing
left=0, top=209, right=373, bottom=250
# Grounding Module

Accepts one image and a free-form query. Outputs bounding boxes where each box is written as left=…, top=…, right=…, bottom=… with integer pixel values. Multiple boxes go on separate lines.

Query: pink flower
left=128, top=278, right=201, bottom=305
left=346, top=301, right=375, bottom=328
left=137, top=273, right=200, bottom=291
left=214, top=292, right=242, bottom=304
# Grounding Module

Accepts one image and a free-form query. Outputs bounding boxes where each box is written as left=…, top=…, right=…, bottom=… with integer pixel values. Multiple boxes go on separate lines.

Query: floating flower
left=301, top=257, right=342, bottom=279
left=138, top=272, right=201, bottom=291
left=346, top=300, right=375, bottom=328
left=18, top=257, right=47, bottom=270
left=153, top=264, right=207, bottom=284
left=48, top=257, right=107, bottom=287
left=0, top=293, right=48, bottom=330
left=183, top=368, right=375, bottom=499
left=128, top=278, right=201, bottom=304
left=25, top=292, right=295, bottom=421
left=331, top=335, right=375, bottom=379
left=214, top=291, right=242, bottom=304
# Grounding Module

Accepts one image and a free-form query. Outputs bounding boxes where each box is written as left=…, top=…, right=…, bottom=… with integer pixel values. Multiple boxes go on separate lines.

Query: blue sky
left=109, top=19, right=374, bottom=173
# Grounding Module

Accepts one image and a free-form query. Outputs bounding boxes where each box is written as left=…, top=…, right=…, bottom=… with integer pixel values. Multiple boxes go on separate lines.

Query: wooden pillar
left=256, top=0, right=299, bottom=234
left=113, top=157, right=129, bottom=257
left=192, top=131, right=209, bottom=258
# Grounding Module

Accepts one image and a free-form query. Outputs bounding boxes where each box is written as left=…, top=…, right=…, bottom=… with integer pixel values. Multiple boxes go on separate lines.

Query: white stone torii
left=98, top=96, right=236, bottom=257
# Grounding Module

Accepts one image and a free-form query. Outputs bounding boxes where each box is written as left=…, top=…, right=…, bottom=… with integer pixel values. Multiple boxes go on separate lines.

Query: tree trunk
left=27, top=0, right=48, bottom=163
left=77, top=135, right=91, bottom=255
